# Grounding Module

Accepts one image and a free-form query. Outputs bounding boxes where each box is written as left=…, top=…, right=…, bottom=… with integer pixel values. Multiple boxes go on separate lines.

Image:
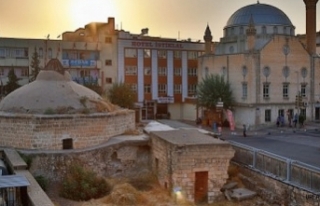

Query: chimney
left=303, top=0, right=318, bottom=55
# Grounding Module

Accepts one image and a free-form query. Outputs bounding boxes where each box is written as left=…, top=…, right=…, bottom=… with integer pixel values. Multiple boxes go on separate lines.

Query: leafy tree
left=29, top=47, right=41, bottom=82
left=107, top=82, right=135, bottom=109
left=5, top=68, right=20, bottom=94
left=197, top=74, right=234, bottom=110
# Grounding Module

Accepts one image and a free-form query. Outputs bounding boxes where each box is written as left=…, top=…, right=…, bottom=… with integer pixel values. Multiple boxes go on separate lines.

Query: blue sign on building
left=62, top=59, right=96, bottom=67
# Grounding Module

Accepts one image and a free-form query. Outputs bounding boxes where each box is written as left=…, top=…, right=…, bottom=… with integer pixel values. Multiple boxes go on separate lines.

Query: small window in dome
left=262, top=26, right=266, bottom=35
left=240, top=27, right=244, bottom=35
left=273, top=26, right=278, bottom=34
left=283, top=27, right=287, bottom=35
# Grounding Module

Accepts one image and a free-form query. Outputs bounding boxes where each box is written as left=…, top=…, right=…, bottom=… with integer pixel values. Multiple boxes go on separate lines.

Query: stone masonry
left=0, top=110, right=135, bottom=150
left=150, top=129, right=235, bottom=204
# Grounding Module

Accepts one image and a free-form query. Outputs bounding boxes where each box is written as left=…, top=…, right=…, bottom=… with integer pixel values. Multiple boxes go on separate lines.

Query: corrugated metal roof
left=0, top=175, right=30, bottom=188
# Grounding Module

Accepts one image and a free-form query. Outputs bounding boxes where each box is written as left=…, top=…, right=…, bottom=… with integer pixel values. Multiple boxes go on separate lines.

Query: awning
left=0, top=175, right=30, bottom=188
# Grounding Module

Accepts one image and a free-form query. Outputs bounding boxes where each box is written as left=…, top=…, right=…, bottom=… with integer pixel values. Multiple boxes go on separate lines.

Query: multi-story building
left=0, top=17, right=204, bottom=121
left=199, top=1, right=320, bottom=128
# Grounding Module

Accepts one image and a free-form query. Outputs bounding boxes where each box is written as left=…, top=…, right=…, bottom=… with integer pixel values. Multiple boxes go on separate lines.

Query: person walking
left=243, top=124, right=247, bottom=137
left=293, top=113, right=298, bottom=128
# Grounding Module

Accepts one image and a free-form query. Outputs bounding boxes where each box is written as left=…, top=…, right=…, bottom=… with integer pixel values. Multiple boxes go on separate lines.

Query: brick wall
left=0, top=109, right=135, bottom=150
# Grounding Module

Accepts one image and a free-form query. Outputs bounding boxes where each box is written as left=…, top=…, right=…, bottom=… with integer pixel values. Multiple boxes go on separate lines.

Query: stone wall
left=151, top=134, right=235, bottom=204
left=234, top=163, right=319, bottom=206
left=23, top=140, right=151, bottom=182
left=0, top=109, right=135, bottom=150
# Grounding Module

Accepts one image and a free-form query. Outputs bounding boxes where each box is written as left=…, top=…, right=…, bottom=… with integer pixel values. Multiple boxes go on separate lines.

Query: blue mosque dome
left=225, top=3, right=293, bottom=28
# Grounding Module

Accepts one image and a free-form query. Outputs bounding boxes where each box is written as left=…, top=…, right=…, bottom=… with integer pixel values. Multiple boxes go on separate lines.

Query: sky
left=0, top=0, right=318, bottom=42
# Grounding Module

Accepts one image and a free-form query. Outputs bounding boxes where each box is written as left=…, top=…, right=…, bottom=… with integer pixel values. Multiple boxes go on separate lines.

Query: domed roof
left=0, top=59, right=102, bottom=114
left=225, top=3, right=293, bottom=28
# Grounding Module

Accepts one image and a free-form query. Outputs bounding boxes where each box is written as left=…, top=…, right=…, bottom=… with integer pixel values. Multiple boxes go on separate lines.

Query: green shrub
left=35, top=175, right=49, bottom=191
left=59, top=163, right=111, bottom=201
left=44, top=107, right=56, bottom=115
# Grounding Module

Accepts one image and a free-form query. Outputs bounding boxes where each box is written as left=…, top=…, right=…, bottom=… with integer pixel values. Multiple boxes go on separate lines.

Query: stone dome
left=0, top=59, right=102, bottom=114
left=225, top=3, right=293, bottom=28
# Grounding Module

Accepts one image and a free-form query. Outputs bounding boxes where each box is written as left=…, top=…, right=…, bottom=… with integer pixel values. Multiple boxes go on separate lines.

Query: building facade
left=0, top=17, right=204, bottom=121
left=199, top=1, right=320, bottom=128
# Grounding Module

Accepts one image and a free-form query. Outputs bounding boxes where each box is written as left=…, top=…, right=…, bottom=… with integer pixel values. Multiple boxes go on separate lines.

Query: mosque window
left=290, top=28, right=294, bottom=35
left=205, top=67, right=209, bottom=77
left=62, top=138, right=73, bottom=149
left=242, top=82, right=247, bottom=99
left=262, top=26, right=266, bottom=35
left=300, top=84, right=307, bottom=97
left=231, top=28, right=235, bottom=36
left=283, top=27, right=287, bottom=35
left=265, top=110, right=271, bottom=122
left=273, top=26, right=278, bottom=34
left=263, top=83, right=270, bottom=99
left=240, top=27, right=244, bottom=35
left=282, top=83, right=289, bottom=98
left=229, top=46, right=234, bottom=53
left=48, top=48, right=52, bottom=59
left=39, top=48, right=43, bottom=58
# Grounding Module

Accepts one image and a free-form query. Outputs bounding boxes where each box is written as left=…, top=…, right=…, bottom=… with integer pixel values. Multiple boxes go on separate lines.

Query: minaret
left=303, top=0, right=318, bottom=55
left=246, top=14, right=256, bottom=51
left=203, top=24, right=213, bottom=54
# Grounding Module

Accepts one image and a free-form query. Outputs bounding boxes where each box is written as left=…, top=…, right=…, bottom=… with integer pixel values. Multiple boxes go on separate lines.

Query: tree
left=5, top=68, right=20, bottom=94
left=107, top=82, right=135, bottom=109
left=197, top=74, right=234, bottom=110
left=29, top=47, right=41, bottom=82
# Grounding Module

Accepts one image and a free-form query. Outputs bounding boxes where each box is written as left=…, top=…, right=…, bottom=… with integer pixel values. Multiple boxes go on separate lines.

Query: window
left=125, top=66, right=137, bottom=75
left=39, top=48, right=43, bottom=58
left=0, top=48, right=5, bottom=58
left=143, top=49, right=151, bottom=58
left=273, top=26, right=278, bottom=34
left=130, top=84, right=137, bottom=92
left=0, top=69, right=4, bottom=76
left=240, top=27, right=244, bottom=35
left=283, top=83, right=289, bottom=98
left=144, top=67, right=151, bottom=75
left=144, top=84, right=151, bottom=93
left=158, top=50, right=166, bottom=58
left=14, top=48, right=28, bottom=59
left=263, top=83, right=270, bottom=99
left=188, top=84, right=197, bottom=95
left=125, top=48, right=137, bottom=57
left=174, top=68, right=181, bottom=76
left=174, top=51, right=181, bottom=59
left=262, top=26, right=266, bottom=34
left=187, top=51, right=198, bottom=59
left=242, top=82, right=247, bottom=98
left=174, top=84, right=181, bottom=94
left=80, top=70, right=90, bottom=77
left=188, top=68, right=197, bottom=76
left=105, top=77, right=112, bottom=83
left=283, top=27, right=287, bottom=35
left=105, top=59, right=112, bottom=66
left=265, top=109, right=271, bottom=122
left=158, top=67, right=167, bottom=76
left=301, top=84, right=307, bottom=97
left=48, top=48, right=52, bottom=59
left=205, top=67, right=209, bottom=77
left=62, top=138, right=73, bottom=149
left=105, top=37, right=112, bottom=43
left=158, top=84, right=167, bottom=93
left=21, top=68, right=28, bottom=77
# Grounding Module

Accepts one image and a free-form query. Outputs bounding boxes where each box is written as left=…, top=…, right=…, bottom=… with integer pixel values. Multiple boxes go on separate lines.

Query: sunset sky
left=0, top=0, right=318, bottom=41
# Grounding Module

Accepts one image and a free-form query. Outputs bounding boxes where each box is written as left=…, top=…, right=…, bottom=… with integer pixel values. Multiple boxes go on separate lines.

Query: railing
left=229, top=141, right=320, bottom=194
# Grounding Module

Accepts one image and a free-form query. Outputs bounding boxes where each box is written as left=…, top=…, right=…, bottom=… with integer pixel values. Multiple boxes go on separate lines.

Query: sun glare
left=69, top=0, right=118, bottom=27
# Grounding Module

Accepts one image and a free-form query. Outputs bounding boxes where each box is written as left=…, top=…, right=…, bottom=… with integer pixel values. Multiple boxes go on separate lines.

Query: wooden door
left=194, top=171, right=208, bottom=203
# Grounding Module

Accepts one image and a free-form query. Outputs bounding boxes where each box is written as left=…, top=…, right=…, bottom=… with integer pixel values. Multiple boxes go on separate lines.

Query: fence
left=230, top=141, right=320, bottom=194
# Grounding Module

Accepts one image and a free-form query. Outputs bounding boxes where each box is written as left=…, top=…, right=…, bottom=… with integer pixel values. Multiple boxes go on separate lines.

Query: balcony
left=0, top=58, right=29, bottom=67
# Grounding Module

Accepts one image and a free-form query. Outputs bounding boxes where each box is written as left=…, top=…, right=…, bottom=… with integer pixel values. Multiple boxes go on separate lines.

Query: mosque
left=199, top=0, right=320, bottom=128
